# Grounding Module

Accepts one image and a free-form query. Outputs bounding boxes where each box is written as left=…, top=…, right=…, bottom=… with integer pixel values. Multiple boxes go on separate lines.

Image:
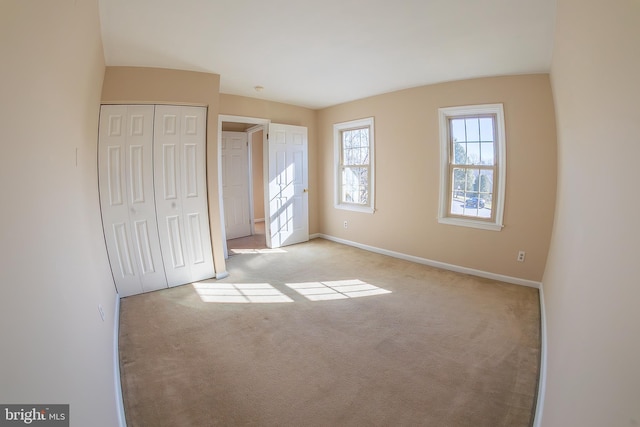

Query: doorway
left=218, top=115, right=310, bottom=257
left=219, top=115, right=269, bottom=258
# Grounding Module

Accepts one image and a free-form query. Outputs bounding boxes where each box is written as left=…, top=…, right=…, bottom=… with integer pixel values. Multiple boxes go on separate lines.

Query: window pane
left=467, top=168, right=479, bottom=195
left=451, top=167, right=493, bottom=219
left=343, top=147, right=357, bottom=165
left=480, top=142, right=494, bottom=165
left=452, top=167, right=474, bottom=195
left=466, top=142, right=480, bottom=165
left=343, top=128, right=368, bottom=148
left=453, top=142, right=467, bottom=164
left=478, top=169, right=493, bottom=198
left=451, top=168, right=468, bottom=216
left=465, top=118, right=480, bottom=142
left=462, top=197, right=492, bottom=219
left=451, top=119, right=466, bottom=142
left=479, top=117, right=494, bottom=142
left=450, top=194, right=464, bottom=216
left=342, top=130, right=353, bottom=149
left=360, top=147, right=369, bottom=165
left=343, top=147, right=369, bottom=166
left=357, top=128, right=369, bottom=148
left=341, top=167, right=369, bottom=204
left=342, top=128, right=369, bottom=166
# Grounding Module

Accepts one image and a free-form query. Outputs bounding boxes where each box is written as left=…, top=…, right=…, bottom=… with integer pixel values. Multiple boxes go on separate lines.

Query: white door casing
left=221, top=131, right=251, bottom=240
left=266, top=123, right=309, bottom=248
left=154, top=105, right=215, bottom=287
left=98, top=105, right=167, bottom=297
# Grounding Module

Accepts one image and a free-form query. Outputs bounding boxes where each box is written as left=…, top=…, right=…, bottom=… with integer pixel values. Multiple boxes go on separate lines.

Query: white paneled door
left=221, top=131, right=251, bottom=240
left=98, top=105, right=167, bottom=296
left=154, top=105, right=215, bottom=287
left=98, top=105, right=215, bottom=297
left=266, top=124, right=309, bottom=248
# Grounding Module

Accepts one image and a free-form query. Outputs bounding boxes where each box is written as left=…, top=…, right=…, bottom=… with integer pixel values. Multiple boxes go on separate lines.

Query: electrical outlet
left=343, top=221, right=348, bottom=229
left=98, top=304, right=105, bottom=321
left=517, top=251, right=526, bottom=262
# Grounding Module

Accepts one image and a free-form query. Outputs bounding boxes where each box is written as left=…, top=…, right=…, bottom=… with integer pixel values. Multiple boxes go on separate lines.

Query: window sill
left=335, top=204, right=375, bottom=214
left=438, top=217, right=503, bottom=231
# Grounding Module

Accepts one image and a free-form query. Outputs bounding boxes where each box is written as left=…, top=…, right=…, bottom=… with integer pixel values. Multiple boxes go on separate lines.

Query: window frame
left=334, top=117, right=375, bottom=214
left=438, top=104, right=506, bottom=231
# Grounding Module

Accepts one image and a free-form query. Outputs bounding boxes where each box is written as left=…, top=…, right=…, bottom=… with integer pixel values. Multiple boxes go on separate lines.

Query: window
left=438, top=104, right=506, bottom=231
left=334, top=117, right=375, bottom=213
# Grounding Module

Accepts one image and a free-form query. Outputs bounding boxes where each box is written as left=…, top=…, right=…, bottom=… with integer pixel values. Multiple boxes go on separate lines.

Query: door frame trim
left=246, top=124, right=265, bottom=235
left=218, top=115, right=270, bottom=259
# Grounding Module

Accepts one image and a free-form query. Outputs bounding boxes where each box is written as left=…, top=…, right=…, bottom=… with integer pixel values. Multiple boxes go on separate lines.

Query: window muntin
left=334, top=118, right=375, bottom=213
left=438, top=105, right=505, bottom=231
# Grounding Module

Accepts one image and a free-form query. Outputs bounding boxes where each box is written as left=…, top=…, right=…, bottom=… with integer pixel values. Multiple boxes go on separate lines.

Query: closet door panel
left=125, top=105, right=167, bottom=293
left=99, top=106, right=141, bottom=296
left=154, top=106, right=191, bottom=286
left=112, top=222, right=135, bottom=278
left=154, top=105, right=214, bottom=286
left=179, top=107, right=215, bottom=282
left=98, top=105, right=167, bottom=297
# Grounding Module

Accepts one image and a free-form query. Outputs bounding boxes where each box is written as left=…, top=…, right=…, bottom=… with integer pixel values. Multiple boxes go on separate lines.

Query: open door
left=221, top=131, right=251, bottom=240
left=266, top=123, right=309, bottom=248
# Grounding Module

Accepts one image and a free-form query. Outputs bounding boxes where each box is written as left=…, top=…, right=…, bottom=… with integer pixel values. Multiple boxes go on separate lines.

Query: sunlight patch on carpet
left=286, top=279, right=392, bottom=301
left=192, top=282, right=293, bottom=303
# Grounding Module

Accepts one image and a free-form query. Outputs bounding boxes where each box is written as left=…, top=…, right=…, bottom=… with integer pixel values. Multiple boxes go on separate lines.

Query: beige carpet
left=119, top=237, right=540, bottom=427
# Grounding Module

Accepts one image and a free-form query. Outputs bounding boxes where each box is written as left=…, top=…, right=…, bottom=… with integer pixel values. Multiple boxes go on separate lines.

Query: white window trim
left=334, top=117, right=375, bottom=214
left=437, top=104, right=506, bottom=231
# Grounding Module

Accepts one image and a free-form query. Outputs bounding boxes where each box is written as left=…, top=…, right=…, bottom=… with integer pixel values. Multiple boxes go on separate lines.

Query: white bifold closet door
left=153, top=105, right=214, bottom=286
left=98, top=104, right=214, bottom=297
left=98, top=105, right=167, bottom=296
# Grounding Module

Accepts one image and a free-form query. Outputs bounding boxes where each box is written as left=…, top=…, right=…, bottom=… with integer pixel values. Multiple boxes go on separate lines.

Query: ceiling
left=99, top=0, right=557, bottom=109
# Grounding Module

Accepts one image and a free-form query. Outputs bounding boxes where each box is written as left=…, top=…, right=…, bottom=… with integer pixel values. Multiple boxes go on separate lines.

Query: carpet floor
left=119, top=237, right=540, bottom=427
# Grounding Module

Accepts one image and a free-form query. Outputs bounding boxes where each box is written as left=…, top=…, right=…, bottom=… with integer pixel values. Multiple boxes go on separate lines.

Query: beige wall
left=219, top=94, right=319, bottom=234
left=317, top=75, right=557, bottom=282
left=0, top=1, right=121, bottom=425
left=541, top=0, right=640, bottom=425
left=101, top=66, right=226, bottom=275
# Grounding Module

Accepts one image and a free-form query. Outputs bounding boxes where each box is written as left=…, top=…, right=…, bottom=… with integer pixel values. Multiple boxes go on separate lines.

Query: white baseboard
left=113, top=294, right=127, bottom=427
left=533, top=284, right=547, bottom=427
left=312, top=233, right=541, bottom=289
